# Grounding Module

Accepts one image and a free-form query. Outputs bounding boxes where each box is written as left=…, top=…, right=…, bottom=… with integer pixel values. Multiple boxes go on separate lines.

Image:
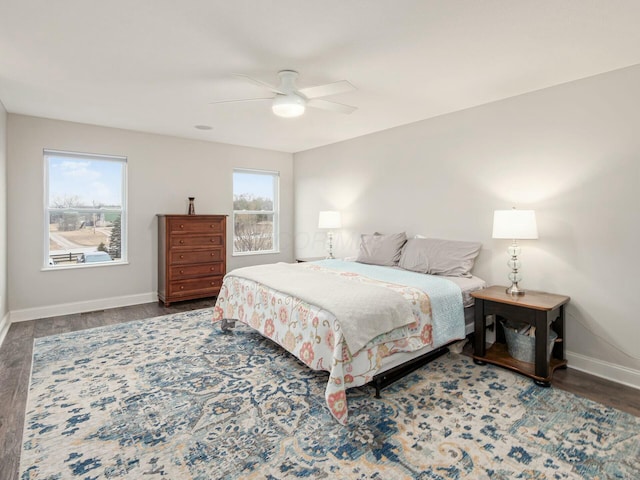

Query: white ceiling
left=1, top=1, right=640, bottom=153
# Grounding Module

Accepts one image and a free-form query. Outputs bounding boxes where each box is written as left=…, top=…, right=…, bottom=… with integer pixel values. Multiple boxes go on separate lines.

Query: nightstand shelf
left=471, top=286, right=570, bottom=386
left=477, top=342, right=567, bottom=384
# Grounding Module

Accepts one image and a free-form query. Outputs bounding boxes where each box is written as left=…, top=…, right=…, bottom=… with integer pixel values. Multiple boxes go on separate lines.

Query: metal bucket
left=502, top=322, right=558, bottom=364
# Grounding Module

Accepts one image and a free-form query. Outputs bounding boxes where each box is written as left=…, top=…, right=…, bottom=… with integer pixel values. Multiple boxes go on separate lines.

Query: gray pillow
left=356, top=232, right=407, bottom=266
left=399, top=238, right=481, bottom=277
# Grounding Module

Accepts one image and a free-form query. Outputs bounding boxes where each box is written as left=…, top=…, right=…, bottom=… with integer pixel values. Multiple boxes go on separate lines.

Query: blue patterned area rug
left=20, top=309, right=639, bottom=479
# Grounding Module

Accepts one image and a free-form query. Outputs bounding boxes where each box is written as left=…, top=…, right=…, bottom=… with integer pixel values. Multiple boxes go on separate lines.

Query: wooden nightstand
left=296, top=256, right=326, bottom=263
left=471, top=286, right=570, bottom=386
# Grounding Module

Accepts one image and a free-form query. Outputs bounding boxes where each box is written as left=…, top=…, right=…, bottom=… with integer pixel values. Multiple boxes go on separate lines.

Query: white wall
left=294, top=64, right=640, bottom=386
left=7, top=115, right=293, bottom=318
left=0, top=100, right=7, bottom=343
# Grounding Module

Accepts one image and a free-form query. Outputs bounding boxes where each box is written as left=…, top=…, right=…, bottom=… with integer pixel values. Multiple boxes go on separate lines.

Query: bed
left=212, top=235, right=485, bottom=424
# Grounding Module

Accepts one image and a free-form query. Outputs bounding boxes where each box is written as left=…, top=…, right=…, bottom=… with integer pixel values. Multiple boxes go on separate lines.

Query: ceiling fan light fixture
left=213, top=70, right=357, bottom=117
left=272, top=94, right=306, bottom=118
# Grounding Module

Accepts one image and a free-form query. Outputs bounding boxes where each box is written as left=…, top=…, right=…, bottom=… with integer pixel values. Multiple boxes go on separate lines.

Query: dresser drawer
left=168, top=218, right=225, bottom=234
left=168, top=276, right=223, bottom=297
left=169, top=234, right=224, bottom=249
left=169, top=248, right=224, bottom=265
left=170, top=263, right=225, bottom=279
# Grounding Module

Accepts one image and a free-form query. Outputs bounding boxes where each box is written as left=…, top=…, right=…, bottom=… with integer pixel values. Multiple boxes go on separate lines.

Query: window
left=233, top=168, right=279, bottom=255
left=44, top=149, right=127, bottom=268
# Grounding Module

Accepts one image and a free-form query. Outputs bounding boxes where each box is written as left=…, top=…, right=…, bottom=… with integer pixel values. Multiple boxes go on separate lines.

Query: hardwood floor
left=1, top=301, right=638, bottom=480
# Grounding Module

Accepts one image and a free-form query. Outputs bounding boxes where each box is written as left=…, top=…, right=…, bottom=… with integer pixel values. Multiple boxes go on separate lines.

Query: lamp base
left=326, top=231, right=335, bottom=260
left=505, top=240, right=526, bottom=296
left=506, top=283, right=525, bottom=296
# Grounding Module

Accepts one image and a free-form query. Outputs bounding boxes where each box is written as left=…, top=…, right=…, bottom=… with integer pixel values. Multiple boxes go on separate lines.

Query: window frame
left=43, top=149, right=128, bottom=270
left=232, top=168, right=280, bottom=256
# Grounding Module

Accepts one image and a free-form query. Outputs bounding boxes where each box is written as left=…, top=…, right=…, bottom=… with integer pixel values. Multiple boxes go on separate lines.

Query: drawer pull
left=211, top=282, right=215, bottom=286
left=211, top=267, right=215, bottom=271
left=210, top=224, right=215, bottom=228
left=180, top=255, right=184, bottom=259
left=180, top=224, right=184, bottom=229
left=180, top=286, right=184, bottom=290
left=180, top=270, right=184, bottom=274
left=211, top=253, right=215, bottom=256
left=180, top=240, right=185, bottom=244
left=210, top=239, right=215, bottom=242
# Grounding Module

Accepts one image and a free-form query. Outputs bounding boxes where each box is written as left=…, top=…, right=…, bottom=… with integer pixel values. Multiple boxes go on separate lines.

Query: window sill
left=232, top=250, right=281, bottom=257
left=42, top=261, right=129, bottom=271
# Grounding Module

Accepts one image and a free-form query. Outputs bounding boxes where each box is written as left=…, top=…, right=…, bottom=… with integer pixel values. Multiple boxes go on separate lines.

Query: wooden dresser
left=157, top=214, right=227, bottom=306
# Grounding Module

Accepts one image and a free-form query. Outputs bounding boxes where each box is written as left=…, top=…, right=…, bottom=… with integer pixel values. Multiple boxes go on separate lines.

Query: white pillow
left=356, top=232, right=407, bottom=266
left=399, top=238, right=481, bottom=277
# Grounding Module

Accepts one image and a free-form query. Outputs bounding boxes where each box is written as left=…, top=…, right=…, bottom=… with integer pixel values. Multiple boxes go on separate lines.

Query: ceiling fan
left=211, top=70, right=357, bottom=118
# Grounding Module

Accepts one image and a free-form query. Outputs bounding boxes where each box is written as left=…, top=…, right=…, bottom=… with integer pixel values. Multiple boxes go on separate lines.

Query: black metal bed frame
left=369, top=344, right=452, bottom=398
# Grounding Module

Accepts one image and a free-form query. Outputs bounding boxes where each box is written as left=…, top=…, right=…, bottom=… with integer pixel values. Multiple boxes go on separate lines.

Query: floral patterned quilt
left=212, top=261, right=464, bottom=424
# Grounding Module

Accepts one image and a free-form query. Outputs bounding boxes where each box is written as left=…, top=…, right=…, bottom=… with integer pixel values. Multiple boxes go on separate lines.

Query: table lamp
left=492, top=208, right=538, bottom=295
left=318, top=211, right=341, bottom=259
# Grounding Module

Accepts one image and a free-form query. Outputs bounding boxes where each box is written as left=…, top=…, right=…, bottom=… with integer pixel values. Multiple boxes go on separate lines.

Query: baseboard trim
left=0, top=311, right=10, bottom=348
left=566, top=350, right=640, bottom=391
left=9, top=292, right=158, bottom=323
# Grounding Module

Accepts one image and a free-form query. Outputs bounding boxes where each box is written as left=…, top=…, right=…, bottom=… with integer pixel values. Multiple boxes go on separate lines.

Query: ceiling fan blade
left=307, top=99, right=357, bottom=114
left=209, top=97, right=273, bottom=105
left=298, top=80, right=355, bottom=99
left=232, top=73, right=284, bottom=94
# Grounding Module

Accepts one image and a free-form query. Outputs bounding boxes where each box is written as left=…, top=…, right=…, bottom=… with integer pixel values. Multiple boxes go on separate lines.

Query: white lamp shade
left=492, top=209, right=538, bottom=239
left=318, top=211, right=341, bottom=229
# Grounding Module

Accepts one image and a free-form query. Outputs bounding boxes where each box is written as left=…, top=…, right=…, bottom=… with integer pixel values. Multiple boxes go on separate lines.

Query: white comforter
left=229, top=262, right=415, bottom=353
